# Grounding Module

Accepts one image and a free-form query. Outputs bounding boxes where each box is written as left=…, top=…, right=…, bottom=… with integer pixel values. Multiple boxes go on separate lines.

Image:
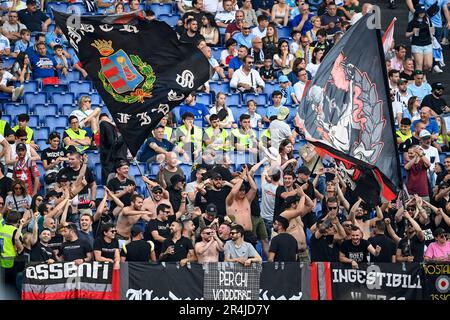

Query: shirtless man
left=349, top=198, right=383, bottom=240
left=116, top=194, right=147, bottom=246
left=142, top=177, right=173, bottom=219
left=195, top=226, right=224, bottom=263
left=280, top=187, right=315, bottom=255
left=225, top=167, right=257, bottom=232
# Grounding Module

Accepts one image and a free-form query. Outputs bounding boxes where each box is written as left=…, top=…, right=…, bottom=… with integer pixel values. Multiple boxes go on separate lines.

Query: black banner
left=22, top=262, right=118, bottom=300
left=330, top=263, right=424, bottom=300
left=121, top=262, right=204, bottom=300
left=423, top=263, right=450, bottom=300
left=54, top=11, right=210, bottom=156
left=295, top=13, right=401, bottom=203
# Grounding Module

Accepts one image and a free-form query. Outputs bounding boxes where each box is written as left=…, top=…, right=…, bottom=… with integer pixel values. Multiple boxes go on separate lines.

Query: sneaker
left=11, top=87, right=20, bottom=101
left=441, top=38, right=449, bottom=46
left=18, top=85, right=25, bottom=98
left=433, top=65, right=443, bottom=73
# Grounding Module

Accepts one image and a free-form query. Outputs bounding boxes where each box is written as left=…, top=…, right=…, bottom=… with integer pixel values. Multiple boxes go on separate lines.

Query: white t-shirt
left=185, top=180, right=198, bottom=214
left=392, top=101, right=403, bottom=126
left=422, top=145, right=440, bottom=173
left=0, top=70, right=14, bottom=86
left=0, top=34, right=10, bottom=51
left=293, top=81, right=306, bottom=101
left=215, top=10, right=236, bottom=25
left=70, top=109, right=93, bottom=128
left=252, top=26, right=267, bottom=38
left=306, top=62, right=320, bottom=78
left=209, top=106, right=235, bottom=125
left=203, top=0, right=219, bottom=13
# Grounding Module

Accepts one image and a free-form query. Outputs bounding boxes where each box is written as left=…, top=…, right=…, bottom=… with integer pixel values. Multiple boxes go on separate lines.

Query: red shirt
left=13, top=158, right=40, bottom=195
left=406, top=160, right=429, bottom=197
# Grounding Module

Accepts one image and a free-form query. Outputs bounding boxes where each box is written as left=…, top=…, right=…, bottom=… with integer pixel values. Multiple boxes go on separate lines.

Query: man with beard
left=29, top=228, right=55, bottom=263
left=195, top=226, right=224, bottom=263
left=57, top=223, right=93, bottom=264
left=142, top=178, right=173, bottom=219
left=160, top=220, right=196, bottom=266
left=121, top=225, right=157, bottom=262
left=349, top=198, right=383, bottom=240
left=339, top=226, right=381, bottom=269
left=395, top=78, right=411, bottom=109
left=273, top=170, right=298, bottom=220
left=368, top=220, right=397, bottom=263
left=268, top=216, right=298, bottom=262
left=106, top=160, right=136, bottom=214
left=196, top=172, right=232, bottom=217
left=78, top=213, right=94, bottom=248
left=116, top=194, right=148, bottom=246
left=395, top=211, right=425, bottom=263
left=310, top=217, right=346, bottom=262
left=421, top=82, right=448, bottom=115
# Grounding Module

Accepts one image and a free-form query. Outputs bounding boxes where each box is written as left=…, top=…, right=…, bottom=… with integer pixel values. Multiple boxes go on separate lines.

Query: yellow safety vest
left=204, top=127, right=230, bottom=151
left=164, top=127, right=173, bottom=142
left=64, top=128, right=89, bottom=153
left=12, top=125, right=34, bottom=144
left=260, top=129, right=271, bottom=148
left=0, top=219, right=17, bottom=268
left=396, top=130, right=412, bottom=143
left=231, top=128, right=256, bottom=149
left=177, top=125, right=202, bottom=149
left=0, top=120, right=7, bottom=137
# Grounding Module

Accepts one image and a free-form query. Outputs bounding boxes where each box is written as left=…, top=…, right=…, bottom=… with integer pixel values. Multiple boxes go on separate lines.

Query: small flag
left=382, top=17, right=397, bottom=55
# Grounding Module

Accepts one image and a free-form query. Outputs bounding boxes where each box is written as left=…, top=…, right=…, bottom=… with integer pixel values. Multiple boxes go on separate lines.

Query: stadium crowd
left=0, top=0, right=450, bottom=297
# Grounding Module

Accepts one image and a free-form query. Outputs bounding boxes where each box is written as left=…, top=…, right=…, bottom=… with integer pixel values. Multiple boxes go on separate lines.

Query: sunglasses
left=406, top=207, right=415, bottom=211
left=153, top=190, right=162, bottom=195
left=14, top=186, right=23, bottom=190
left=36, top=198, right=43, bottom=201
left=342, top=224, right=352, bottom=228
left=437, top=234, right=446, bottom=238
left=84, top=100, right=92, bottom=103
left=328, top=206, right=338, bottom=210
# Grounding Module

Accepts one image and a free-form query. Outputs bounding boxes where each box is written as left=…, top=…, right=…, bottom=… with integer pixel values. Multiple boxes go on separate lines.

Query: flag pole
left=131, top=157, right=152, bottom=197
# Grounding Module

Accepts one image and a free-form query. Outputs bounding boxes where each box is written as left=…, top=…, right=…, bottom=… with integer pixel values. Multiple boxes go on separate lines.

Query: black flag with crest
left=295, top=14, right=402, bottom=205
left=54, top=11, right=210, bottom=156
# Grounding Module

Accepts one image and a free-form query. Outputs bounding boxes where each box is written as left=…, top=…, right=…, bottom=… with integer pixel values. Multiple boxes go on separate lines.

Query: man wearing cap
left=421, top=82, right=448, bottom=115
left=196, top=172, right=232, bottom=217
left=167, top=174, right=187, bottom=213
left=424, top=227, right=450, bottom=262
left=295, top=165, right=316, bottom=200
left=193, top=203, right=222, bottom=233
left=18, top=0, right=51, bottom=33
left=396, top=210, right=425, bottom=263
left=121, top=225, right=157, bottom=262
left=195, top=226, right=224, bottom=263
left=137, top=125, right=174, bottom=164
left=142, top=177, right=173, bottom=218
left=268, top=106, right=295, bottom=151
left=11, top=142, right=40, bottom=196
left=277, top=75, right=299, bottom=106
left=268, top=216, right=298, bottom=262
left=225, top=166, right=257, bottom=232
left=394, top=78, right=412, bottom=109
left=407, top=70, right=431, bottom=101
left=5, top=129, right=40, bottom=179
left=106, top=160, right=136, bottom=213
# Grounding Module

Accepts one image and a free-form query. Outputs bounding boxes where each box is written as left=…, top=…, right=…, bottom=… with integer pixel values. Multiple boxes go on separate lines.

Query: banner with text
left=330, top=263, right=424, bottom=300
left=22, top=262, right=119, bottom=300
left=203, top=262, right=262, bottom=300
left=423, top=263, right=450, bottom=301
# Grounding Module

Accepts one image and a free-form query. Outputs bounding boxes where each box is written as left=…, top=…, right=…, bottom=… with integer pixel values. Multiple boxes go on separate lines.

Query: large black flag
left=295, top=14, right=401, bottom=205
left=54, top=11, right=210, bottom=156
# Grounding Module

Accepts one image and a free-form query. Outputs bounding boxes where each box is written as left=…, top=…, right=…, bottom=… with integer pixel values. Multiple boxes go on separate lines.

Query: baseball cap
left=415, top=4, right=426, bottom=14
left=131, top=225, right=143, bottom=237
left=152, top=185, right=163, bottom=193
left=434, top=227, right=446, bottom=237
left=206, top=203, right=218, bottom=216
left=278, top=75, right=289, bottom=83
left=264, top=147, right=280, bottom=161
left=16, top=142, right=26, bottom=150
left=26, top=0, right=37, bottom=4
left=432, top=82, right=444, bottom=90
left=211, top=172, right=222, bottom=180
left=419, top=129, right=431, bottom=139
left=277, top=106, right=290, bottom=120
left=57, top=172, right=69, bottom=182
left=115, top=159, right=129, bottom=170
left=170, top=174, right=185, bottom=185
left=297, top=165, right=311, bottom=175
left=398, top=78, right=408, bottom=85
left=413, top=69, right=424, bottom=76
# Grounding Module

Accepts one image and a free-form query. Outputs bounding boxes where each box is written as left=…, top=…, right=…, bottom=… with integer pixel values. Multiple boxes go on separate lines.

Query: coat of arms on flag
left=92, top=39, right=156, bottom=103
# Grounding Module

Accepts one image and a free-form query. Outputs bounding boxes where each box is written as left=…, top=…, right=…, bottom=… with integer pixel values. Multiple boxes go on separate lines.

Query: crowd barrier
left=21, top=262, right=450, bottom=300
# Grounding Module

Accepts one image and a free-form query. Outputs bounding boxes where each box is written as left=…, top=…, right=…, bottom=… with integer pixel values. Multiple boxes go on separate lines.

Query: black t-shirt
left=145, top=215, right=176, bottom=257
left=407, top=18, right=432, bottom=46
left=1, top=121, right=14, bottom=137
left=273, top=186, right=287, bottom=220
left=421, top=94, right=447, bottom=115
left=168, top=185, right=182, bottom=213
left=30, top=242, right=54, bottom=262
left=60, top=238, right=92, bottom=261
left=120, top=240, right=153, bottom=262
left=368, top=234, right=397, bottom=263
left=200, top=186, right=231, bottom=217
left=93, top=237, right=119, bottom=260
left=41, top=147, right=67, bottom=173
left=0, top=176, right=13, bottom=200
left=310, top=233, right=340, bottom=262
left=340, top=239, right=371, bottom=263
left=161, top=236, right=194, bottom=262
left=106, top=177, right=135, bottom=211
left=210, top=166, right=233, bottom=182
left=179, top=31, right=205, bottom=44
left=59, top=166, right=95, bottom=209
left=400, top=71, right=414, bottom=82
left=48, top=234, right=64, bottom=256
left=269, top=233, right=298, bottom=262
left=302, top=211, right=318, bottom=232
left=294, top=180, right=315, bottom=200
left=397, top=234, right=425, bottom=262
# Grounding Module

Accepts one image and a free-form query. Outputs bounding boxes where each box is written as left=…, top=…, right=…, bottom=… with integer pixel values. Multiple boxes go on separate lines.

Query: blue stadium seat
left=243, top=93, right=268, bottom=105
left=34, top=104, right=59, bottom=121
left=42, top=84, right=69, bottom=93
left=36, top=139, right=48, bottom=150
left=263, top=81, right=277, bottom=95
left=3, top=103, right=29, bottom=116
left=66, top=70, right=80, bottom=82
left=231, top=106, right=248, bottom=121
left=24, top=92, right=47, bottom=106
left=210, top=81, right=230, bottom=94
left=256, top=104, right=267, bottom=117
left=277, top=26, right=291, bottom=39
left=89, top=92, right=103, bottom=105
left=225, top=93, right=241, bottom=105
left=46, top=2, right=69, bottom=13
left=45, top=115, right=68, bottom=129
left=47, top=24, right=55, bottom=33
left=23, top=80, right=39, bottom=93
left=36, top=162, right=45, bottom=186
left=196, top=93, right=212, bottom=105
left=179, top=163, right=192, bottom=182
left=2, top=57, right=14, bottom=69
left=61, top=104, right=75, bottom=115
left=129, top=162, right=147, bottom=177
left=33, top=127, right=50, bottom=141
left=96, top=185, right=105, bottom=200
left=150, top=3, right=173, bottom=15
left=95, top=163, right=102, bottom=185
left=211, top=47, right=224, bottom=62
left=158, top=14, right=181, bottom=27
left=148, top=163, right=161, bottom=175
left=54, top=126, right=66, bottom=138
left=171, top=106, right=180, bottom=124
left=50, top=92, right=75, bottom=105
left=67, top=3, right=86, bottom=14
left=69, top=81, right=92, bottom=96
left=124, top=3, right=144, bottom=11
left=85, top=150, right=100, bottom=170
left=14, top=114, right=39, bottom=127
left=287, top=105, right=298, bottom=122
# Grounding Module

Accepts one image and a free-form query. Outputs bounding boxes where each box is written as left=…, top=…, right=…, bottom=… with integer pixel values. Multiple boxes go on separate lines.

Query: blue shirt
left=420, top=0, right=446, bottom=27
left=14, top=40, right=30, bottom=54
left=276, top=85, right=296, bottom=105
left=411, top=118, right=439, bottom=135
left=407, top=83, right=432, bottom=101
left=179, top=103, right=210, bottom=126
left=266, top=105, right=282, bottom=119
left=292, top=13, right=314, bottom=35
left=228, top=56, right=243, bottom=71
left=137, top=137, right=174, bottom=162
left=30, top=54, right=57, bottom=79
left=45, top=32, right=67, bottom=56
left=232, top=32, right=255, bottom=49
